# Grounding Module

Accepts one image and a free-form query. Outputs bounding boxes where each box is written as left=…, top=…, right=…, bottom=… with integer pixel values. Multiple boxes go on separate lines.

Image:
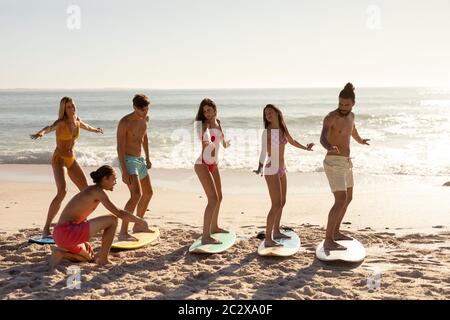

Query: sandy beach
left=1, top=164, right=449, bottom=299
left=3, top=0, right=450, bottom=304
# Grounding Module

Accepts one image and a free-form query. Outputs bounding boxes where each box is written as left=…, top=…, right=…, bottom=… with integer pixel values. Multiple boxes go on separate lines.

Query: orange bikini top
left=57, top=121, right=80, bottom=141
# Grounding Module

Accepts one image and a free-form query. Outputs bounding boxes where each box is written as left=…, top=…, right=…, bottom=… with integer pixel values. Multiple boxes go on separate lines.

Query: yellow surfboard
left=111, top=228, right=160, bottom=250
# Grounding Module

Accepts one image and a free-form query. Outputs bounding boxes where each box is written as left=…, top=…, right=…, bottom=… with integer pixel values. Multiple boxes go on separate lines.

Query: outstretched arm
left=30, top=120, right=60, bottom=139
left=217, top=120, right=230, bottom=149
left=98, top=190, right=149, bottom=228
left=352, top=124, right=370, bottom=145
left=286, top=129, right=314, bottom=151
left=80, top=120, right=103, bottom=134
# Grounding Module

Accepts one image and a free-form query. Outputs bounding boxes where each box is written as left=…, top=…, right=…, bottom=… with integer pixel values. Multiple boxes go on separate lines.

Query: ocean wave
left=1, top=148, right=449, bottom=177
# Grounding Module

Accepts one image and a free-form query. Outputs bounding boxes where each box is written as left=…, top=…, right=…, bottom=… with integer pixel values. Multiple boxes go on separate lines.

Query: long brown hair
left=263, top=104, right=288, bottom=135
left=195, top=98, right=217, bottom=123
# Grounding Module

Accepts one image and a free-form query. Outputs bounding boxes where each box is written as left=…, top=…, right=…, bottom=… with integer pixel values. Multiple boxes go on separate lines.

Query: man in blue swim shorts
left=117, top=94, right=154, bottom=241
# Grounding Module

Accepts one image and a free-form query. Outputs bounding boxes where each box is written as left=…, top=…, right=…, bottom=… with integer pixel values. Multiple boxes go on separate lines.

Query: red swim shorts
left=53, top=220, right=90, bottom=254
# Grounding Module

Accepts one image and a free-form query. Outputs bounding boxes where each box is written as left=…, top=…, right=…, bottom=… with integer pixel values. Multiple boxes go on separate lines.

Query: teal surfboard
left=257, top=230, right=301, bottom=257
left=28, top=236, right=55, bottom=245
left=189, top=231, right=237, bottom=254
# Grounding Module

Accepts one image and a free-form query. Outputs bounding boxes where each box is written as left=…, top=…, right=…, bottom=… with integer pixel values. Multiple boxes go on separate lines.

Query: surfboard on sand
left=111, top=228, right=160, bottom=250
left=28, top=236, right=55, bottom=245
left=315, top=238, right=366, bottom=262
left=189, top=231, right=237, bottom=254
left=257, top=230, right=301, bottom=257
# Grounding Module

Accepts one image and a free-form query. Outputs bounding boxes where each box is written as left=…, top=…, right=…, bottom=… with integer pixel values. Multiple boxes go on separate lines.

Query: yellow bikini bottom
left=52, top=151, right=76, bottom=168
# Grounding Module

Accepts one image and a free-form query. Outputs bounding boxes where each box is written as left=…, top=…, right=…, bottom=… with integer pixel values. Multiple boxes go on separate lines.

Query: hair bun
left=90, top=165, right=114, bottom=184
left=90, top=171, right=98, bottom=180
left=344, top=82, right=355, bottom=92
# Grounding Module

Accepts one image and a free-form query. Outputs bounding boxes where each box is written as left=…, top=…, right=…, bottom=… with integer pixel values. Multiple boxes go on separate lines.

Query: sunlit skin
left=30, top=99, right=103, bottom=238
left=117, top=103, right=154, bottom=241
left=48, top=171, right=150, bottom=268
left=195, top=104, right=231, bottom=245
left=320, top=97, right=370, bottom=251
left=254, top=106, right=314, bottom=247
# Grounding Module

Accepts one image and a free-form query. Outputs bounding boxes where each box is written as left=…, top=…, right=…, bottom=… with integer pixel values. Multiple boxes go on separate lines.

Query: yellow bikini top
left=57, top=121, right=80, bottom=141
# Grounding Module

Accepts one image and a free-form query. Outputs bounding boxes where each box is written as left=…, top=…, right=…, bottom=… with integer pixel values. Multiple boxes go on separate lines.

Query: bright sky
left=1, top=0, right=449, bottom=89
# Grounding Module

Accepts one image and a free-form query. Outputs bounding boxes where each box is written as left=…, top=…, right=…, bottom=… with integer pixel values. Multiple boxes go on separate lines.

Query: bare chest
left=331, top=117, right=353, bottom=137
left=127, top=121, right=147, bottom=139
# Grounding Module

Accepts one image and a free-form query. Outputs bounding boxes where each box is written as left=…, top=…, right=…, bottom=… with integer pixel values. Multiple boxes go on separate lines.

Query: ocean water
left=1, top=87, right=449, bottom=176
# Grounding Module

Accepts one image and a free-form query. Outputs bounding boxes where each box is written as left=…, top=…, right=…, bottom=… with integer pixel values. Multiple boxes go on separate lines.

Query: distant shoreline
left=0, top=86, right=441, bottom=91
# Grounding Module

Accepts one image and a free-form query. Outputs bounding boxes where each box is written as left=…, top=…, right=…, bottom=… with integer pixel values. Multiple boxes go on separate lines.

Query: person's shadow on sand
left=251, top=255, right=363, bottom=299
left=0, top=241, right=59, bottom=299
left=152, top=252, right=258, bottom=299
left=51, top=244, right=192, bottom=299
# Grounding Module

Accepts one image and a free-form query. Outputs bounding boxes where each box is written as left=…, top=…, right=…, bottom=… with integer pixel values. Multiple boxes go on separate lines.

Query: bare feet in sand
left=49, top=247, right=66, bottom=269
left=264, top=239, right=283, bottom=247
left=324, top=239, right=347, bottom=251
left=201, top=236, right=223, bottom=245
left=49, top=244, right=94, bottom=269
left=334, top=232, right=353, bottom=241
left=211, top=227, right=229, bottom=234
left=95, top=256, right=114, bottom=266
left=80, top=242, right=95, bottom=261
left=118, top=232, right=138, bottom=241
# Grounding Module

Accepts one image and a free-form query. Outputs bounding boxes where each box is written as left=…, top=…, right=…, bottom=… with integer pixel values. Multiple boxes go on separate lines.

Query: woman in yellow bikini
left=30, top=96, right=104, bottom=239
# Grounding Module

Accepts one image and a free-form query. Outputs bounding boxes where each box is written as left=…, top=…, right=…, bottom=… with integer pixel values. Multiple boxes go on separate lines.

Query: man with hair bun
left=319, top=83, right=370, bottom=251
left=49, top=165, right=150, bottom=267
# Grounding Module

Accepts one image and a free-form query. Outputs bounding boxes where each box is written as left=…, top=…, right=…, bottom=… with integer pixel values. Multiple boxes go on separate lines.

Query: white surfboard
left=257, top=230, right=301, bottom=257
left=315, top=238, right=366, bottom=262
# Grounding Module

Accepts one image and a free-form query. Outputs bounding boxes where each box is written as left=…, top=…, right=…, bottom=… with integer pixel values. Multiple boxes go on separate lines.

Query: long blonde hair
left=58, top=96, right=74, bottom=120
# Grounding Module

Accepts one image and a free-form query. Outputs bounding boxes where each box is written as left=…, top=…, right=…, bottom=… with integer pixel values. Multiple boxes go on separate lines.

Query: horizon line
left=0, top=85, right=445, bottom=91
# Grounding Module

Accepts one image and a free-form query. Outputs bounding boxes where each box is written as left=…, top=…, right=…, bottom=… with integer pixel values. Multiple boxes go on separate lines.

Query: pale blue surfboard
left=257, top=230, right=301, bottom=257
left=189, top=231, right=237, bottom=254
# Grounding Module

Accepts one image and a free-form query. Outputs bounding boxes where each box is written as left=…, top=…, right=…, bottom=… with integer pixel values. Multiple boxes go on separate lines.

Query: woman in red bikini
left=30, top=97, right=103, bottom=240
left=49, top=165, right=149, bottom=267
left=194, top=98, right=230, bottom=245
left=254, top=104, right=314, bottom=247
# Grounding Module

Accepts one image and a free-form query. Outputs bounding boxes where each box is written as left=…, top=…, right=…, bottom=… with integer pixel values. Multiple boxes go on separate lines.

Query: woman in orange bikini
left=254, top=104, right=314, bottom=247
left=194, top=98, right=230, bottom=245
left=30, top=96, right=103, bottom=239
